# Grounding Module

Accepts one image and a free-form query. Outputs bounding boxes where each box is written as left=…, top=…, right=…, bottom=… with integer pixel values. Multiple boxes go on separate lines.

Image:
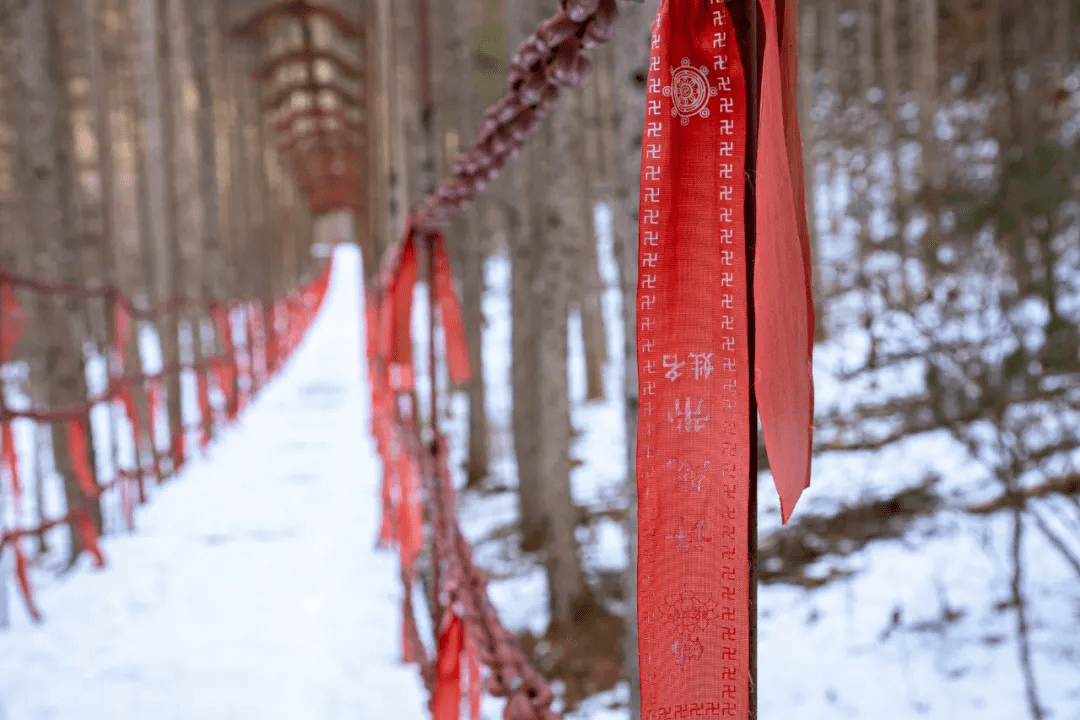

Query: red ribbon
left=432, top=235, right=472, bottom=384
left=171, top=428, right=186, bottom=474
left=197, top=369, right=212, bottom=453
left=754, top=0, right=814, bottom=520
left=397, top=446, right=423, bottom=574
left=387, top=234, right=420, bottom=391
left=465, top=634, right=481, bottom=720
left=2, top=420, right=20, bottom=497
left=66, top=419, right=105, bottom=567
left=212, top=307, right=239, bottom=420
left=13, top=545, right=41, bottom=622
left=0, top=281, right=26, bottom=362
left=1, top=419, right=37, bottom=620
left=433, top=613, right=465, bottom=720
left=66, top=418, right=99, bottom=500
left=112, top=299, right=132, bottom=368
left=636, top=2, right=751, bottom=716
left=636, top=1, right=814, bottom=715
left=72, top=510, right=105, bottom=568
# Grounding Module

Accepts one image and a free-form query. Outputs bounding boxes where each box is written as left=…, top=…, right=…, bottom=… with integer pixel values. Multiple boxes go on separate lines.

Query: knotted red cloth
left=636, top=0, right=814, bottom=715
left=433, top=612, right=465, bottom=720
left=0, top=281, right=25, bottom=362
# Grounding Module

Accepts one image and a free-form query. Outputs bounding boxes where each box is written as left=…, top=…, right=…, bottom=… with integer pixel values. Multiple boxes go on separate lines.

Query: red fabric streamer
left=636, top=2, right=752, bottom=717
left=197, top=369, right=213, bottom=453
left=66, top=418, right=99, bottom=500
left=119, top=385, right=142, bottom=449
left=397, top=447, right=423, bottom=574
left=388, top=234, right=420, bottom=389
left=212, top=307, right=239, bottom=420
left=402, top=596, right=416, bottom=663
left=0, top=282, right=26, bottom=362
left=465, top=634, right=481, bottom=720
left=71, top=510, right=105, bottom=568
left=112, top=300, right=132, bottom=366
left=754, top=0, right=814, bottom=521
left=118, top=471, right=136, bottom=532
left=2, top=420, right=20, bottom=497
left=13, top=545, right=41, bottom=622
left=148, top=379, right=163, bottom=423
left=365, top=292, right=378, bottom=363
left=433, top=613, right=465, bottom=720
left=432, top=235, right=472, bottom=384
left=171, top=428, right=186, bottom=473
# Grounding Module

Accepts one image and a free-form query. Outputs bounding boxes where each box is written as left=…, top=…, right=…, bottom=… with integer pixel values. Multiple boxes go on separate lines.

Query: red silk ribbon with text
left=637, top=1, right=751, bottom=716
left=636, top=0, right=814, bottom=717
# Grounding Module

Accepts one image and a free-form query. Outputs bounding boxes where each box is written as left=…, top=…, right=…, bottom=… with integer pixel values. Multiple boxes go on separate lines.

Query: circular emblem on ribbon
left=663, top=58, right=718, bottom=126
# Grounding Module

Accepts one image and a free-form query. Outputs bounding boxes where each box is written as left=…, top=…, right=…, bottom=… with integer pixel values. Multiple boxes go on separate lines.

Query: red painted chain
left=409, top=0, right=620, bottom=234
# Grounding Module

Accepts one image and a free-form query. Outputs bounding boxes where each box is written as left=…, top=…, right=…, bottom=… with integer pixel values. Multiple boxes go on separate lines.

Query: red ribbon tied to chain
left=431, top=235, right=472, bottom=384
left=636, top=0, right=813, bottom=716
left=0, top=281, right=26, bottom=362
left=433, top=612, right=465, bottom=720
left=66, top=418, right=106, bottom=568
left=112, top=299, right=132, bottom=368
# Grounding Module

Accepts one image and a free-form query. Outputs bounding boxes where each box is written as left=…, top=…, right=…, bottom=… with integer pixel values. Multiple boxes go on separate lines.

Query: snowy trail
left=0, top=246, right=427, bottom=720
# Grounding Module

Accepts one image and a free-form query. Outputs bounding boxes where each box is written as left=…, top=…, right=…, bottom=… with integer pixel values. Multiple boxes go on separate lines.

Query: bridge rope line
left=0, top=260, right=333, bottom=622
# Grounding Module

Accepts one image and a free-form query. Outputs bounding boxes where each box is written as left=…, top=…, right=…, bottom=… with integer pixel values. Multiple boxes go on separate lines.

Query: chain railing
left=0, top=260, right=333, bottom=622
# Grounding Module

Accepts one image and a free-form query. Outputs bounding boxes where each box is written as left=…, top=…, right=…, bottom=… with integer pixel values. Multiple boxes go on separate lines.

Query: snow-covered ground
left=3, top=204, right=1079, bottom=719
left=439, top=204, right=1080, bottom=719
left=0, top=246, right=428, bottom=720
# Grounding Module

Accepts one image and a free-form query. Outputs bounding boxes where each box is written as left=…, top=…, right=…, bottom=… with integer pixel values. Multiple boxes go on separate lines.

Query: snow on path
left=0, top=245, right=427, bottom=720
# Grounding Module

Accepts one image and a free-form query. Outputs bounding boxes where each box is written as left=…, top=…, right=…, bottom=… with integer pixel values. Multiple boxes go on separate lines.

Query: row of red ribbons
left=368, top=229, right=561, bottom=720
left=0, top=259, right=334, bottom=622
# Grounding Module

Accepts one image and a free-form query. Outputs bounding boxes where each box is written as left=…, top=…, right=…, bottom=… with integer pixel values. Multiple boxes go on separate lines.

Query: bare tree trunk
left=610, top=2, right=656, bottom=715
left=567, top=82, right=609, bottom=403
left=917, top=0, right=939, bottom=270
left=153, top=0, right=185, bottom=474
left=537, top=111, right=589, bottom=627
left=506, top=0, right=544, bottom=550
left=799, top=1, right=825, bottom=341
left=14, top=0, right=100, bottom=563
left=879, top=0, right=911, bottom=306
left=185, top=0, right=225, bottom=446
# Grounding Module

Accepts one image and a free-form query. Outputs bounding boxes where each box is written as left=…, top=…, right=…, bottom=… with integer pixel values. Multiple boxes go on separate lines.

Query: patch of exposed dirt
left=518, top=597, right=625, bottom=711
left=758, top=477, right=942, bottom=588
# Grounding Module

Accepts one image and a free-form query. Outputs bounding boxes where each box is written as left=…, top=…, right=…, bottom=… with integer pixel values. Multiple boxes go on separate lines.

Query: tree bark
left=537, top=109, right=589, bottom=627
left=506, top=0, right=545, bottom=551
left=14, top=0, right=101, bottom=562
left=610, top=1, right=657, bottom=715
left=153, top=0, right=185, bottom=474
